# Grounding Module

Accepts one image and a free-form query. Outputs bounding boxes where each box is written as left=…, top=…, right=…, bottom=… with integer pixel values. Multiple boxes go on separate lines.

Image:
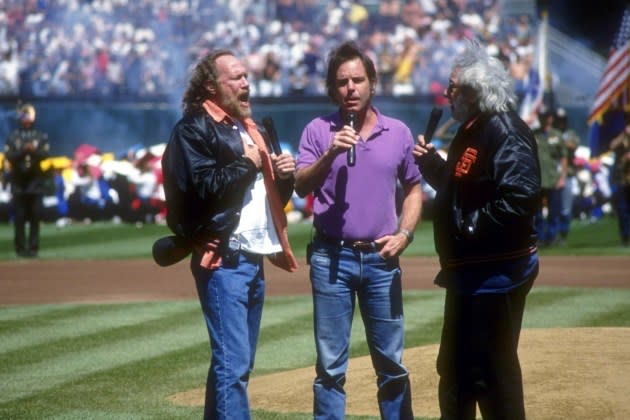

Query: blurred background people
left=3, top=103, right=50, bottom=257
left=554, top=107, right=580, bottom=245
left=67, top=153, right=116, bottom=223
left=535, top=107, right=568, bottom=247
left=609, top=112, right=630, bottom=247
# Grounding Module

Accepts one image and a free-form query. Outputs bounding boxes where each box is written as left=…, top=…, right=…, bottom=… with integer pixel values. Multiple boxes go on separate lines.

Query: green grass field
left=1, top=216, right=629, bottom=419
left=1, top=214, right=629, bottom=261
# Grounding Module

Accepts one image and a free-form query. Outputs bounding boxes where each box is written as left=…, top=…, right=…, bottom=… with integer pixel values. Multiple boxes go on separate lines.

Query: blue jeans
left=191, top=251, right=265, bottom=420
left=536, top=187, right=562, bottom=244
left=613, top=184, right=630, bottom=243
left=309, top=238, right=413, bottom=420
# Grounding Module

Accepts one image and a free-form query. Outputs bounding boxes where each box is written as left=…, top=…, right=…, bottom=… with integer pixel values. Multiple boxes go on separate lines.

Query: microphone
left=347, top=112, right=356, bottom=167
left=423, top=107, right=443, bottom=145
left=262, top=116, right=282, bottom=155
left=415, top=107, right=443, bottom=166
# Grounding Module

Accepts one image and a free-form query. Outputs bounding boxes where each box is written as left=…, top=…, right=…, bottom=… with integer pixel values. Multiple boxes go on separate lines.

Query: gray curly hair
left=454, top=38, right=516, bottom=113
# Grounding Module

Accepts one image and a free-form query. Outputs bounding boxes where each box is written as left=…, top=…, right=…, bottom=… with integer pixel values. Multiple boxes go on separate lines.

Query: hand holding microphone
left=414, top=107, right=443, bottom=163
left=262, top=116, right=295, bottom=179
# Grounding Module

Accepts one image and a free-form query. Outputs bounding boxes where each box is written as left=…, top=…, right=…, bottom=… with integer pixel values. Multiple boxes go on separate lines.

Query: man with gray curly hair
left=413, top=38, right=541, bottom=420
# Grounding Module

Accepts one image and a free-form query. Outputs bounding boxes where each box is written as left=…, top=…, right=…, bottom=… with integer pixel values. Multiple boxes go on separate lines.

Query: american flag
left=587, top=6, right=630, bottom=126
left=519, top=10, right=549, bottom=128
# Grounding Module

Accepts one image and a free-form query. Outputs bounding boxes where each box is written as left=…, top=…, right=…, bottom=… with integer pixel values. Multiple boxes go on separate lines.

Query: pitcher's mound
left=169, top=327, right=630, bottom=419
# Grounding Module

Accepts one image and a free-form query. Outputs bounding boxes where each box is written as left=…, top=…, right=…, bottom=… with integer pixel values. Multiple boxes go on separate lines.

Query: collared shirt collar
left=202, top=100, right=235, bottom=124
left=330, top=105, right=387, bottom=134
left=202, top=99, right=258, bottom=131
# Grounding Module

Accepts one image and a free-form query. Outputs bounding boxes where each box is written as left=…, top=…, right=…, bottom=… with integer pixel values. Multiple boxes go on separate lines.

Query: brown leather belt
left=316, top=231, right=378, bottom=252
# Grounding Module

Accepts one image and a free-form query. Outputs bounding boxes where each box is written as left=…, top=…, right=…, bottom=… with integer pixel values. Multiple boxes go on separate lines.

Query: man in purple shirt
left=295, top=41, right=422, bottom=420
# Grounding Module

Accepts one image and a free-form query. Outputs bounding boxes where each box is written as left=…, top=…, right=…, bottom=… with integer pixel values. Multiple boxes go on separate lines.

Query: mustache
left=238, top=89, right=250, bottom=101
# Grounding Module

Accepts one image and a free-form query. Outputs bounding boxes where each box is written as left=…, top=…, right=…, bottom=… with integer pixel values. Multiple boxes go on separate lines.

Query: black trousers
left=437, top=280, right=533, bottom=420
left=12, top=193, right=43, bottom=254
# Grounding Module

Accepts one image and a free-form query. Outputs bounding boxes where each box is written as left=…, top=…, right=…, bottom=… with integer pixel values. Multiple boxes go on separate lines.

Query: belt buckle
left=352, top=240, right=375, bottom=252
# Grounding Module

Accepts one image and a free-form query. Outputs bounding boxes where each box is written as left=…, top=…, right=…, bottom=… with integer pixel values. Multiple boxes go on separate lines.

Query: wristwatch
left=398, top=228, right=414, bottom=243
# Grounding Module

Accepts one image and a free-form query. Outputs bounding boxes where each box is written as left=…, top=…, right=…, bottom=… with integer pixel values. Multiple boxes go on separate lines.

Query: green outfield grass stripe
left=0, top=306, right=205, bottom=373
left=0, top=319, right=205, bottom=404
left=524, top=287, right=630, bottom=328
left=0, top=343, right=210, bottom=419
left=0, top=301, right=197, bottom=345
left=0, top=303, right=94, bottom=321
left=252, top=411, right=314, bottom=420
left=260, top=296, right=313, bottom=322
left=256, top=313, right=316, bottom=374
left=402, top=289, right=444, bottom=303
left=402, top=291, right=445, bottom=318
left=40, top=240, right=151, bottom=259
left=3, top=215, right=630, bottom=260
left=405, top=316, right=444, bottom=347
left=587, top=303, right=630, bottom=327
left=257, top=297, right=316, bottom=372
left=0, top=302, right=203, bottom=353
left=260, top=312, right=313, bottom=340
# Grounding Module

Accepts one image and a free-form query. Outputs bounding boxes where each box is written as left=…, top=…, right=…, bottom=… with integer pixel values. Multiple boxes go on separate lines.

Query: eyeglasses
left=446, top=81, right=459, bottom=95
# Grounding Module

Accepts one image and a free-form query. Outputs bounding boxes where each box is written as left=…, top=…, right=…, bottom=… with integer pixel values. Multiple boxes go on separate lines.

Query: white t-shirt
left=232, top=122, right=282, bottom=255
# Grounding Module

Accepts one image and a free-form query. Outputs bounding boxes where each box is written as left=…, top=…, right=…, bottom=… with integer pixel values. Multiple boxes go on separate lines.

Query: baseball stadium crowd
left=1, top=0, right=627, bottom=245
left=0, top=0, right=539, bottom=100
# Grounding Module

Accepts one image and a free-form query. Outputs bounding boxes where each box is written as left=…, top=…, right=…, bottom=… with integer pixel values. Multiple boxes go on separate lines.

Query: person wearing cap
left=4, top=103, right=50, bottom=257
left=534, top=106, right=568, bottom=247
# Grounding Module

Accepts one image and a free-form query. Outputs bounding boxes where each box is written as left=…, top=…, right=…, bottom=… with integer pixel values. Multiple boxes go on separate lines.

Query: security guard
left=4, top=103, right=50, bottom=257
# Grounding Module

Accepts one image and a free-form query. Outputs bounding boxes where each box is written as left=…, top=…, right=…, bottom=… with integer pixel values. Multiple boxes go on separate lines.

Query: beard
left=451, top=94, right=474, bottom=122
left=216, top=86, right=251, bottom=120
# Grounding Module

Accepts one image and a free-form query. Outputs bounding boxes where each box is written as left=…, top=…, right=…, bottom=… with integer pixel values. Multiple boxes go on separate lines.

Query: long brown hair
left=182, top=49, right=233, bottom=117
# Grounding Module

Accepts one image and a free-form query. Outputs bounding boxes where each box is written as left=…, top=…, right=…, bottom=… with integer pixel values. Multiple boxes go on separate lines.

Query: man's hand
left=242, top=141, right=262, bottom=169
left=374, top=232, right=410, bottom=259
left=271, top=153, right=295, bottom=179
left=328, top=124, right=358, bottom=157
left=22, top=141, right=38, bottom=152
left=412, top=134, right=435, bottom=159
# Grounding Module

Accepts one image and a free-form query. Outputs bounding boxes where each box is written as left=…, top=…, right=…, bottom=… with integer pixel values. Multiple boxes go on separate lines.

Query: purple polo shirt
left=296, top=107, right=421, bottom=240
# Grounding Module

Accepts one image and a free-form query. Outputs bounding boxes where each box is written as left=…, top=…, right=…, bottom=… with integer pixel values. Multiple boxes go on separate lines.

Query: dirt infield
left=1, top=255, right=628, bottom=305
left=2, top=255, right=629, bottom=419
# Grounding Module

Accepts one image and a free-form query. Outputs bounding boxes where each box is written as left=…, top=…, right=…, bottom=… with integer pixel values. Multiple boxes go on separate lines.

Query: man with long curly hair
left=160, top=50, right=298, bottom=419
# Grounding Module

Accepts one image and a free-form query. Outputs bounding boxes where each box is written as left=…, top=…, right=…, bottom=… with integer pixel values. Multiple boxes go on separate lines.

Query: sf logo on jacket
left=455, top=147, right=478, bottom=178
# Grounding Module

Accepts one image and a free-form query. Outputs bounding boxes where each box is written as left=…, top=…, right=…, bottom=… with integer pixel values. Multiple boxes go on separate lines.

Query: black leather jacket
left=419, top=110, right=541, bottom=268
left=4, top=127, right=50, bottom=195
left=162, top=112, right=294, bottom=248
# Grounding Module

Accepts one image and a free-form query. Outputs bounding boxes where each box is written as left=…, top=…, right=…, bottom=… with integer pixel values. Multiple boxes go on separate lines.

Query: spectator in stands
left=67, top=155, right=116, bottom=223
left=0, top=0, right=524, bottom=101
left=126, top=150, right=163, bottom=225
